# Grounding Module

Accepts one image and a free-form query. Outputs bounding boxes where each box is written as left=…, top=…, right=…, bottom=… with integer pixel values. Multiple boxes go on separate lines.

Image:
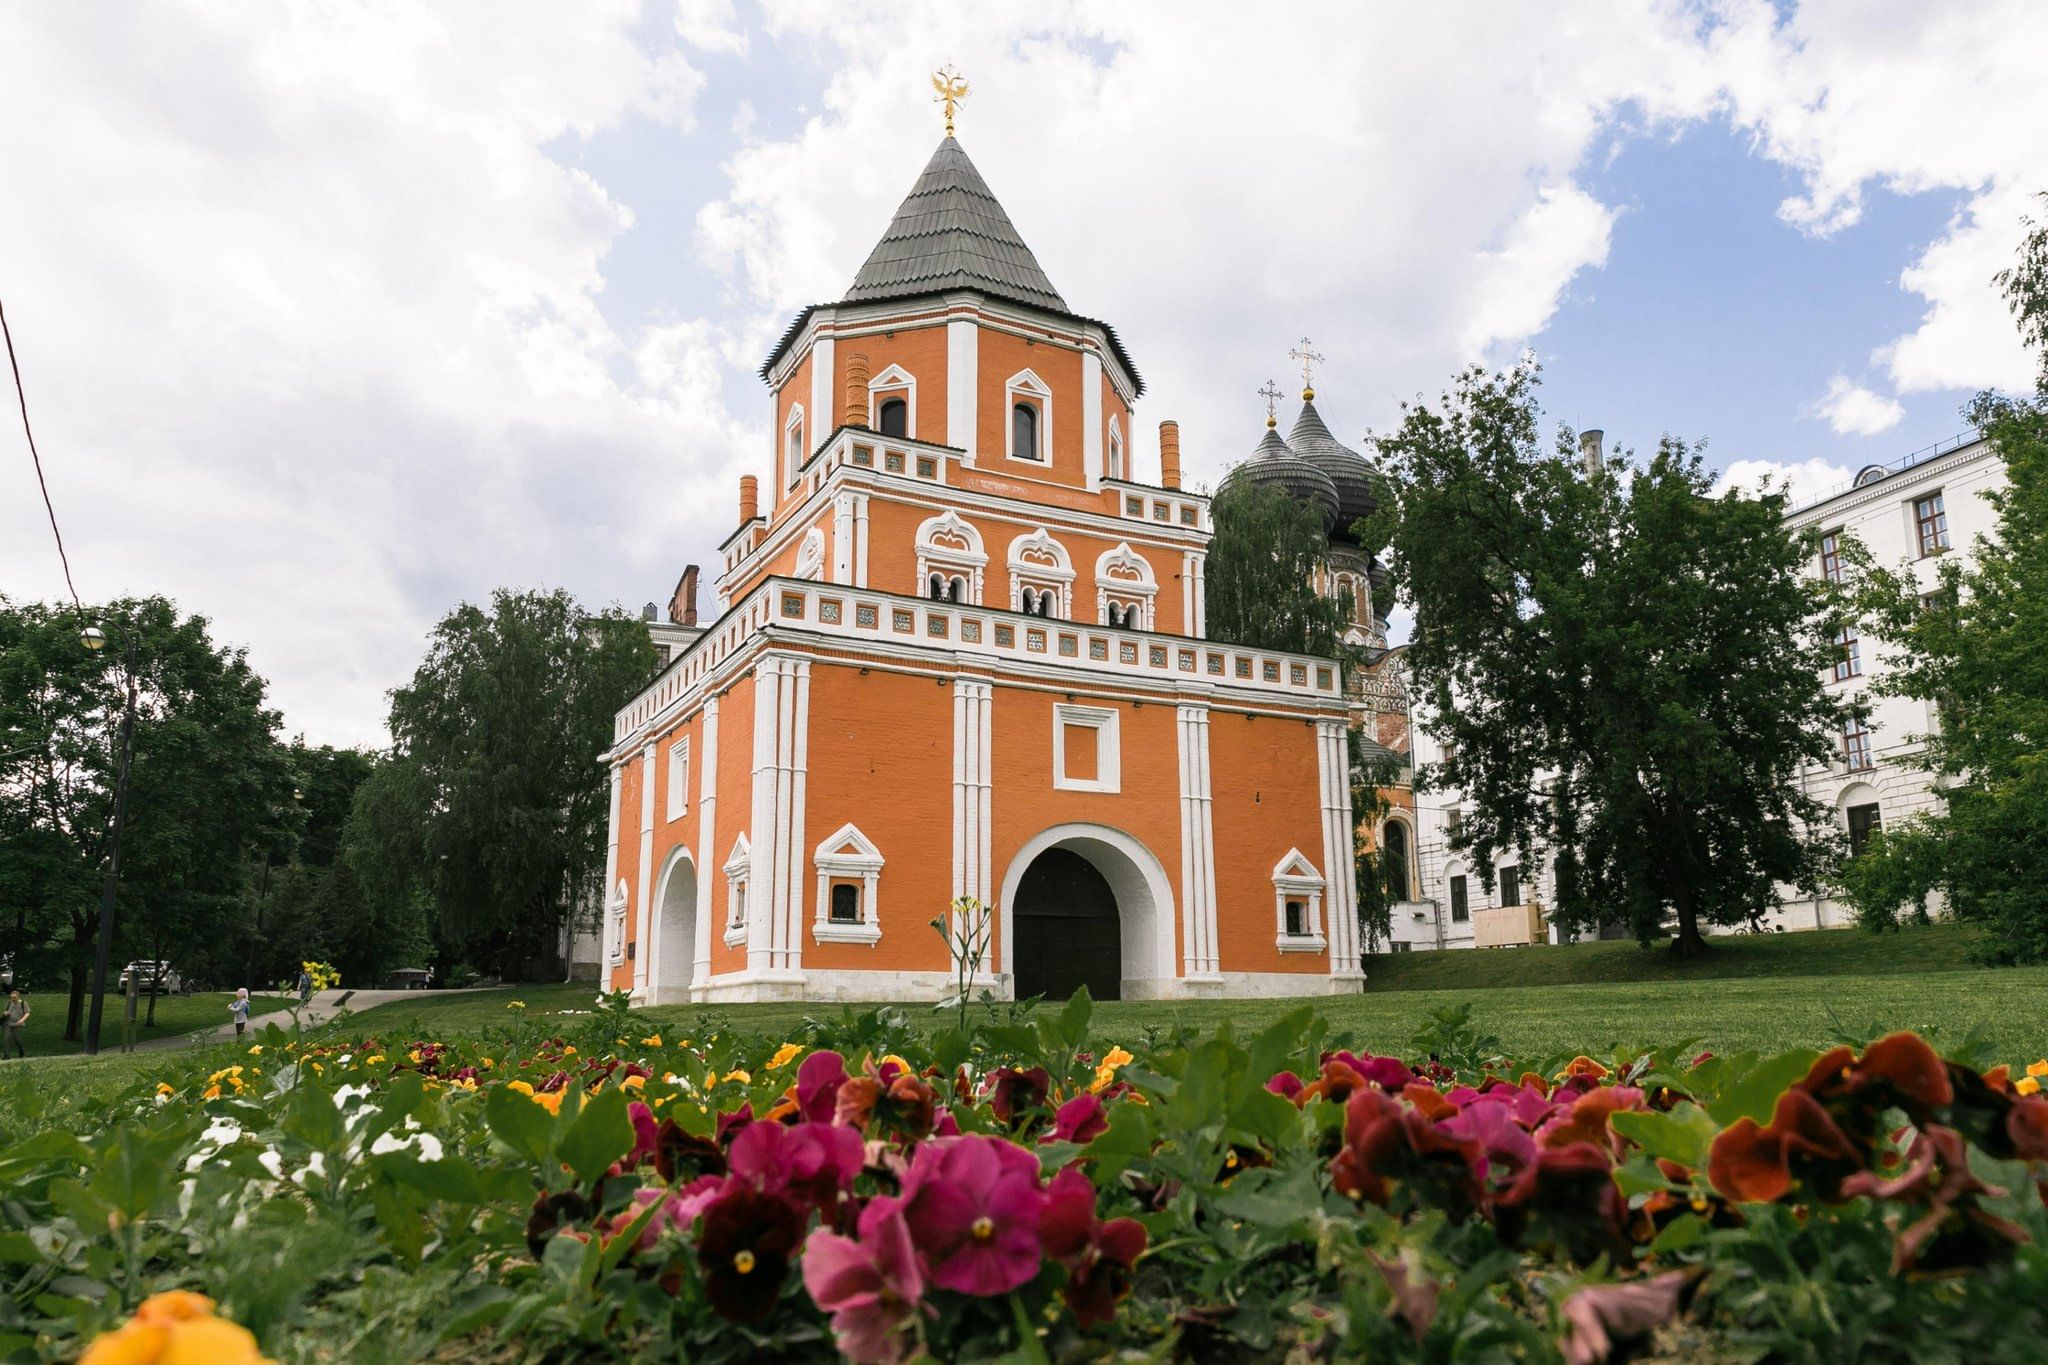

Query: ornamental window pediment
left=812, top=822, right=884, bottom=944
left=722, top=834, right=751, bottom=946
left=1094, top=543, right=1157, bottom=629
left=916, top=510, right=986, bottom=604
left=1272, top=849, right=1327, bottom=952
left=1009, top=528, right=1074, bottom=618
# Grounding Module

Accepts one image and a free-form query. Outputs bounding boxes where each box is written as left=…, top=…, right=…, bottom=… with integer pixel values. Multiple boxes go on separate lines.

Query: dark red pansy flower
left=1708, top=1088, right=1863, bottom=1204
left=1049, top=1092, right=1109, bottom=1145
left=653, top=1117, right=728, bottom=1184
left=798, top=1051, right=851, bottom=1124
left=985, top=1066, right=1052, bottom=1130
left=1493, top=1142, right=1633, bottom=1265
left=525, top=1188, right=592, bottom=1260
left=696, top=1186, right=806, bottom=1323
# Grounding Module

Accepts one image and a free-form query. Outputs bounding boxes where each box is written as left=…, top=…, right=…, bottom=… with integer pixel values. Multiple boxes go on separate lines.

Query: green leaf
left=1648, top=1212, right=1709, bottom=1254
left=558, top=1086, right=632, bottom=1186
left=1704, top=1049, right=1818, bottom=1126
left=1610, top=1106, right=1720, bottom=1173
left=485, top=1085, right=557, bottom=1168
left=281, top=1074, right=346, bottom=1152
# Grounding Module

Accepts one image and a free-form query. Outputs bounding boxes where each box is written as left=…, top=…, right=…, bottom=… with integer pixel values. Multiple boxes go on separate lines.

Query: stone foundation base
left=674, top=968, right=1366, bottom=1005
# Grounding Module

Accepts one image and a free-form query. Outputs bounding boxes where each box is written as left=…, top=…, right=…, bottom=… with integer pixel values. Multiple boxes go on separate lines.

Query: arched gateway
left=999, top=824, right=1175, bottom=1001
left=650, top=850, right=697, bottom=1005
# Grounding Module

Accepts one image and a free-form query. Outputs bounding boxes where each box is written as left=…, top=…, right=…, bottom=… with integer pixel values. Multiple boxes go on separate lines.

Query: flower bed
left=3, top=992, right=2046, bottom=1362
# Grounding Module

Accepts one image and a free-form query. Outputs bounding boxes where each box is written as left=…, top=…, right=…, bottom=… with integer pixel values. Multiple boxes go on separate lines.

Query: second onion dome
left=1287, top=396, right=1377, bottom=544
left=1221, top=420, right=1343, bottom=534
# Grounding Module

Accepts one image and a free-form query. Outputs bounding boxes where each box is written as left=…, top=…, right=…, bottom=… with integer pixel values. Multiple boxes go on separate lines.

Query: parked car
left=117, top=961, right=182, bottom=994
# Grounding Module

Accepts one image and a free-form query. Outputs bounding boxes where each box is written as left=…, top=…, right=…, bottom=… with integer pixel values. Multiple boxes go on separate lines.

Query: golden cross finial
left=1257, top=379, right=1284, bottom=428
left=1288, top=337, right=1325, bottom=401
left=932, top=65, right=969, bottom=137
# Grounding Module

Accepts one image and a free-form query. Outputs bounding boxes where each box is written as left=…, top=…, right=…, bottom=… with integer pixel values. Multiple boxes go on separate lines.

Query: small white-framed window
left=1106, top=415, right=1125, bottom=481
left=1094, top=543, right=1157, bottom=630
left=665, top=736, right=690, bottom=822
left=784, top=404, right=806, bottom=489
left=1005, top=369, right=1052, bottom=464
left=1052, top=703, right=1120, bottom=793
left=916, top=510, right=986, bottom=606
left=722, top=834, right=751, bottom=946
left=812, top=823, right=883, bottom=944
left=1008, top=528, right=1074, bottom=618
left=869, top=364, right=916, bottom=439
left=1272, top=850, right=1327, bottom=951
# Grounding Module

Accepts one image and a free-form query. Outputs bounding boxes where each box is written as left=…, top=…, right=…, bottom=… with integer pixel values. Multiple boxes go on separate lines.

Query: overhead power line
left=1, top=297, right=84, bottom=611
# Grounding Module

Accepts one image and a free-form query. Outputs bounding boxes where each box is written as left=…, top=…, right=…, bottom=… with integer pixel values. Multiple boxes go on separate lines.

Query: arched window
left=1012, top=402, right=1041, bottom=462
left=927, top=573, right=964, bottom=603
left=1107, top=418, right=1125, bottom=480
left=1382, top=821, right=1412, bottom=902
left=1105, top=602, right=1127, bottom=628
left=878, top=397, right=908, bottom=437
left=1022, top=586, right=1055, bottom=618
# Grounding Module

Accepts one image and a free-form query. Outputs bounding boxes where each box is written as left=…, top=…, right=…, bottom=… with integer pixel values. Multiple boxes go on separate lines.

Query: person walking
left=296, top=968, right=312, bottom=1008
left=229, top=988, right=251, bottom=1040
left=3, top=990, right=28, bottom=1060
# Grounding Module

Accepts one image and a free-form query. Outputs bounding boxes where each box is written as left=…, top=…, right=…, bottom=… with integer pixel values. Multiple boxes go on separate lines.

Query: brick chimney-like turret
left=843, top=352, right=871, bottom=429
left=1159, top=420, right=1182, bottom=489
left=739, top=474, right=759, bottom=524
left=669, top=564, right=700, bottom=626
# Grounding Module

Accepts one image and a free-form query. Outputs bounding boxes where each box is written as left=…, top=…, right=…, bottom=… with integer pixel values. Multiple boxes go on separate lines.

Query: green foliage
left=1202, top=477, right=1355, bottom=660
left=0, top=596, right=291, bottom=1034
left=348, top=588, right=656, bottom=978
left=1366, top=361, right=1855, bottom=954
left=1839, top=219, right=2048, bottom=963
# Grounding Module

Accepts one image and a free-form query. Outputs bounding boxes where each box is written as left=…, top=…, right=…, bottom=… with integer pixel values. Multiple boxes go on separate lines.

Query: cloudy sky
left=4, top=1, right=2045, bottom=747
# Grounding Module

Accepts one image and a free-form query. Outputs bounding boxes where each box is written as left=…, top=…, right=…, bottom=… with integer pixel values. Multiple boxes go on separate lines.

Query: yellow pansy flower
left=1091, top=1045, right=1136, bottom=1094
left=620, top=1074, right=646, bottom=1092
left=641, top=1034, right=664, bottom=1048
left=2026, top=1059, right=2048, bottom=1079
left=2019, top=1077, right=2043, bottom=1097
left=766, top=1042, right=804, bottom=1070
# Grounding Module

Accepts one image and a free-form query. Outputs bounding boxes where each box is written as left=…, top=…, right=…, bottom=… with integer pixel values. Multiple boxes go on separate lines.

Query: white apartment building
left=1385, top=431, right=2005, bottom=952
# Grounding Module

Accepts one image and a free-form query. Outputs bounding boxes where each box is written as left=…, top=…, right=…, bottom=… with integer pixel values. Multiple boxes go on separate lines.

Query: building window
left=1012, top=402, right=1041, bottom=461
left=1846, top=802, right=1883, bottom=858
left=1833, top=626, right=1862, bottom=681
left=1021, top=585, right=1057, bottom=617
left=877, top=397, right=908, bottom=437
left=1497, top=864, right=1521, bottom=909
left=1921, top=588, right=1955, bottom=613
left=812, top=823, right=883, bottom=944
left=1843, top=719, right=1874, bottom=771
left=722, top=835, right=751, bottom=945
left=1093, top=543, right=1158, bottom=631
left=1819, top=531, right=1844, bottom=583
left=1915, top=493, right=1950, bottom=556
left=783, top=405, right=806, bottom=489
left=830, top=883, right=861, bottom=923
left=1382, top=820, right=1412, bottom=901
left=665, top=736, right=690, bottom=822
left=927, top=573, right=966, bottom=603
left=1107, top=418, right=1124, bottom=480
left=1450, top=874, right=1469, bottom=923
left=1272, top=849, right=1326, bottom=950
left=915, top=510, right=986, bottom=607
left=1052, top=703, right=1120, bottom=794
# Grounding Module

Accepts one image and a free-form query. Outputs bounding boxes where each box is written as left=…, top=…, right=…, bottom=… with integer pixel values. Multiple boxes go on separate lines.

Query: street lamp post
left=79, top=624, right=138, bottom=1057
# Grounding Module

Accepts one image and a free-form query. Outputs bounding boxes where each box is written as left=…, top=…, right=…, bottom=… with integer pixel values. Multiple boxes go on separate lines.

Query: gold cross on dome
left=1257, top=379, right=1284, bottom=427
left=932, top=65, right=969, bottom=136
left=1288, top=338, right=1325, bottom=400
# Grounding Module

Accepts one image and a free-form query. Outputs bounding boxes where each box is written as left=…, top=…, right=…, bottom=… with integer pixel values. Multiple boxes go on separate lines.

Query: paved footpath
left=128, top=988, right=491, bottom=1053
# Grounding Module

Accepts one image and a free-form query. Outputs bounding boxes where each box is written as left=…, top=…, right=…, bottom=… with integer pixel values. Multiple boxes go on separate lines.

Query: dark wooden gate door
left=1012, top=848, right=1122, bottom=1002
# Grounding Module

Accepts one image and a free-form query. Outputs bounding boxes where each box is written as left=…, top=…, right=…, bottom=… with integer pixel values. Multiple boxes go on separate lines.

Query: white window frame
left=1271, top=849, right=1328, bottom=952
left=915, top=509, right=987, bottom=605
left=811, top=822, right=884, bottom=944
left=784, top=403, right=806, bottom=489
left=1052, top=703, right=1120, bottom=794
left=1106, top=414, right=1125, bottom=481
left=1004, top=369, right=1052, bottom=465
left=1008, top=528, right=1074, bottom=617
left=869, top=364, right=917, bottom=439
left=1094, top=542, right=1158, bottom=630
left=722, top=834, right=751, bottom=946
left=665, top=736, right=690, bottom=822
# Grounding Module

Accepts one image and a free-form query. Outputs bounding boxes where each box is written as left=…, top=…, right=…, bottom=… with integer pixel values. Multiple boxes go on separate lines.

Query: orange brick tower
left=600, top=85, right=1363, bottom=1003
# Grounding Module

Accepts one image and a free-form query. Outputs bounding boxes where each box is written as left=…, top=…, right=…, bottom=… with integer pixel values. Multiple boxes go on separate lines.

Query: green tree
left=0, top=596, right=289, bottom=1035
left=352, top=588, right=655, bottom=979
left=1837, top=207, right=2048, bottom=963
left=1365, top=362, right=1855, bottom=956
left=1203, top=479, right=1355, bottom=660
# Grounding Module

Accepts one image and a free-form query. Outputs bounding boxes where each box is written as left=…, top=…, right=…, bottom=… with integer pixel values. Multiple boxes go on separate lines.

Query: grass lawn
left=1363, top=921, right=1986, bottom=990
left=2, top=990, right=291, bottom=1059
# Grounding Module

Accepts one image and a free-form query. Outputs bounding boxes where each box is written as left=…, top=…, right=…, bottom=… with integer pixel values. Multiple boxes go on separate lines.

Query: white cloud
left=1810, top=375, right=1905, bottom=435
left=1713, top=457, right=1855, bottom=506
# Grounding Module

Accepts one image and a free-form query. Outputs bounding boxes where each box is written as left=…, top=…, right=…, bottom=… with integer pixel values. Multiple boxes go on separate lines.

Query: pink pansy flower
left=626, top=1101, right=659, bottom=1168
left=803, top=1199, right=926, bottom=1364
left=1050, top=1092, right=1109, bottom=1145
left=1441, top=1098, right=1538, bottom=1183
left=729, top=1119, right=865, bottom=1213
left=1266, top=1071, right=1305, bottom=1100
left=901, top=1135, right=1047, bottom=1296
left=799, top=1051, right=851, bottom=1124
left=1327, top=1050, right=1415, bottom=1093
left=931, top=1109, right=963, bottom=1137
left=1038, top=1166, right=1148, bottom=1328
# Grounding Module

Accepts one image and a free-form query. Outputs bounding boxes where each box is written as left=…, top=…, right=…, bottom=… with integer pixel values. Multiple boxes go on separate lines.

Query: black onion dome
left=1288, top=399, right=1377, bottom=543
left=1222, top=426, right=1342, bottom=534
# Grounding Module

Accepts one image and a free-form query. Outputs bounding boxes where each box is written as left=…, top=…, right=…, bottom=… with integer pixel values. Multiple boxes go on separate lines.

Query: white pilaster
left=600, top=764, right=622, bottom=974
left=748, top=654, right=811, bottom=981
left=810, top=334, right=836, bottom=444
left=1081, top=351, right=1103, bottom=488
left=746, top=665, right=782, bottom=973
left=952, top=677, right=994, bottom=907
left=1182, top=552, right=1198, bottom=635
left=1192, top=553, right=1207, bottom=638
left=832, top=492, right=855, bottom=584
left=1177, top=704, right=1221, bottom=979
left=634, top=742, right=656, bottom=999
left=692, top=697, right=719, bottom=991
left=1317, top=720, right=1363, bottom=980
left=855, top=493, right=870, bottom=586
left=947, top=318, right=978, bottom=460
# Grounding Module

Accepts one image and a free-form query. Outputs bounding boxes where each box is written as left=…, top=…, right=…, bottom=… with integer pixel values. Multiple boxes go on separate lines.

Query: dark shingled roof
left=1222, top=426, right=1342, bottom=534
left=758, top=136, right=1143, bottom=394
left=1288, top=398, right=1378, bottom=544
left=844, top=136, right=1067, bottom=311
